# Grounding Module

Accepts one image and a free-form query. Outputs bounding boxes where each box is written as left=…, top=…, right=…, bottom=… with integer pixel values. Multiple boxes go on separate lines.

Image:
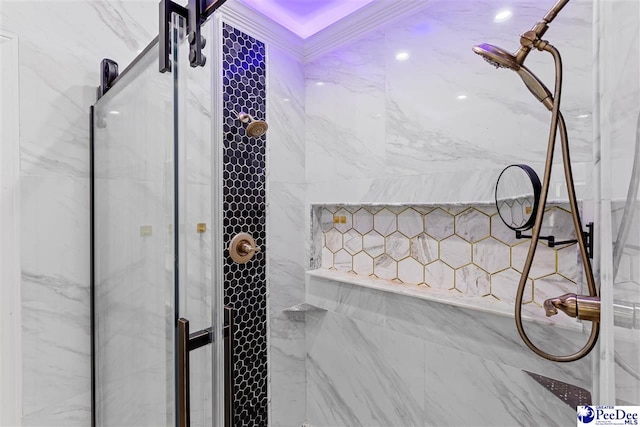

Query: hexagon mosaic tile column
left=319, top=205, right=582, bottom=306
left=222, top=24, right=267, bottom=426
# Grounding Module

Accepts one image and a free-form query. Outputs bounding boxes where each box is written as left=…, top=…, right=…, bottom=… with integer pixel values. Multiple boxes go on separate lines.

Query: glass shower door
left=93, top=14, right=222, bottom=427
left=173, top=16, right=224, bottom=427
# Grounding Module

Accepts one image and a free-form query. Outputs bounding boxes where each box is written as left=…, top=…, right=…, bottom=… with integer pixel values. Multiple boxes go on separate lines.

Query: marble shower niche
left=310, top=202, right=587, bottom=326
left=305, top=202, right=593, bottom=427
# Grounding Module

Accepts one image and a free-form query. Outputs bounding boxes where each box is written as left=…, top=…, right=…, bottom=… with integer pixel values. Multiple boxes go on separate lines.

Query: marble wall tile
left=269, top=313, right=307, bottom=427
left=474, top=237, right=511, bottom=274
left=423, top=344, right=576, bottom=426
left=305, top=278, right=588, bottom=427
left=598, top=0, right=640, bottom=405
left=411, top=233, right=439, bottom=264
left=425, top=260, right=454, bottom=290
left=304, top=0, right=593, bottom=200
left=440, top=235, right=472, bottom=269
left=305, top=30, right=386, bottom=183
left=491, top=268, right=533, bottom=304
left=383, top=0, right=593, bottom=177
left=0, top=1, right=156, bottom=178
left=397, top=258, right=424, bottom=285
left=0, top=1, right=158, bottom=423
left=21, top=391, right=91, bottom=427
left=305, top=167, right=503, bottom=205
left=267, top=45, right=307, bottom=426
left=306, top=311, right=425, bottom=427
left=613, top=326, right=640, bottom=405
left=397, top=208, right=423, bottom=237
left=306, top=275, right=387, bottom=328
left=455, top=264, right=491, bottom=295
left=268, top=48, right=305, bottom=184
left=306, top=275, right=591, bottom=391
left=20, top=175, right=91, bottom=423
left=383, top=290, right=592, bottom=390
left=268, top=183, right=307, bottom=311
left=319, top=204, right=581, bottom=304
left=363, top=230, right=384, bottom=257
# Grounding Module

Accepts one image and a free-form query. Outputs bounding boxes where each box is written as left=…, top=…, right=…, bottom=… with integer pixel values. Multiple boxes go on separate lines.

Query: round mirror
left=495, top=164, right=541, bottom=231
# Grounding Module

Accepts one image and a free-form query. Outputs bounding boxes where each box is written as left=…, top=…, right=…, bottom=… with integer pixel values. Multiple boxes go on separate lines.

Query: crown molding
left=219, top=1, right=304, bottom=60
left=302, top=0, right=431, bottom=63
left=218, top=0, right=431, bottom=64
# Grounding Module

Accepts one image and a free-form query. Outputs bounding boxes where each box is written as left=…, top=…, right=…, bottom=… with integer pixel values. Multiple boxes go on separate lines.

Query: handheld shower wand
left=472, top=0, right=570, bottom=111
left=472, top=43, right=554, bottom=110
left=473, top=0, right=570, bottom=70
left=473, top=0, right=599, bottom=363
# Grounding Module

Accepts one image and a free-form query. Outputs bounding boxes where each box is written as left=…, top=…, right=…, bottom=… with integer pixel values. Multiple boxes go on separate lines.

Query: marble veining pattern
left=306, top=312, right=425, bottom=427
left=600, top=0, right=640, bottom=406
left=305, top=270, right=593, bottom=426
left=305, top=0, right=593, bottom=205
left=0, top=1, right=158, bottom=424
left=319, top=204, right=582, bottom=306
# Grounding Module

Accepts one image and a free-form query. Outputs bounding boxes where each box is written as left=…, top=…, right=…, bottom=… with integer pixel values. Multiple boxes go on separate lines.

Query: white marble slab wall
left=303, top=1, right=597, bottom=424
left=305, top=0, right=594, bottom=206
left=266, top=46, right=307, bottom=426
left=318, top=204, right=582, bottom=306
left=0, top=1, right=158, bottom=424
left=305, top=281, right=591, bottom=427
left=598, top=0, right=640, bottom=406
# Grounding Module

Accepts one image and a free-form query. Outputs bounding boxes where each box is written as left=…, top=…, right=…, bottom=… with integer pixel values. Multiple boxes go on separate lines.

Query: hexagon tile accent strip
left=222, top=24, right=267, bottom=426
left=319, top=205, right=582, bottom=303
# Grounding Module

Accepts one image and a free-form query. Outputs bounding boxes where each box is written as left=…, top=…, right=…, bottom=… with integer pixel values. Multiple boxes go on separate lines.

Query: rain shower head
left=246, top=120, right=268, bottom=138
left=472, top=43, right=520, bottom=71
left=238, top=112, right=268, bottom=138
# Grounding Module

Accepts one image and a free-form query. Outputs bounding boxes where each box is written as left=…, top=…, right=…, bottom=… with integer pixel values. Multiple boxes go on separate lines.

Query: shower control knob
left=200, top=36, right=206, bottom=48
left=229, top=232, right=261, bottom=264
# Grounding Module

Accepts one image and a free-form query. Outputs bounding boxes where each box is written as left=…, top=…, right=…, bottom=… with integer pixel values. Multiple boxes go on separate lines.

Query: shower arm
left=513, top=40, right=600, bottom=362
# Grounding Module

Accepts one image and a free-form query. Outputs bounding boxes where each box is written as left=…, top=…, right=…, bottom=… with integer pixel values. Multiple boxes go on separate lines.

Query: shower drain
left=524, top=370, right=592, bottom=408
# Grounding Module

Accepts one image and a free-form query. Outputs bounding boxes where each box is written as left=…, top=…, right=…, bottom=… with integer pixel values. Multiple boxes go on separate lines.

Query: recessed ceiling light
left=315, top=81, right=325, bottom=86
left=456, top=94, right=468, bottom=100
left=577, top=114, right=590, bottom=119
left=283, top=98, right=290, bottom=102
left=395, top=51, right=410, bottom=61
left=108, top=110, right=120, bottom=115
left=494, top=10, right=513, bottom=23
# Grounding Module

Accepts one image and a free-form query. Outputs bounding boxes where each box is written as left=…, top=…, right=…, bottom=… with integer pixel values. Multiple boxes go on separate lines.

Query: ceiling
left=238, top=0, right=375, bottom=39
